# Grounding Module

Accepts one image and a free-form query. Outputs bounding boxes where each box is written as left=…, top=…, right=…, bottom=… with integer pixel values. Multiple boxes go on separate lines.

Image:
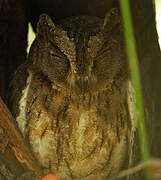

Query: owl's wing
left=0, top=64, right=43, bottom=179
left=8, top=63, right=29, bottom=118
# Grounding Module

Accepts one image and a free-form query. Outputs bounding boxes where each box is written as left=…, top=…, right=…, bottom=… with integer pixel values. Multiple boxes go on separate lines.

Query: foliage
left=119, top=0, right=150, bottom=179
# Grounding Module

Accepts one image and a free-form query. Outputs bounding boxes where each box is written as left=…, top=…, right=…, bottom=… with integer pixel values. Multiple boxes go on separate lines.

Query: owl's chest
left=15, top=71, right=131, bottom=179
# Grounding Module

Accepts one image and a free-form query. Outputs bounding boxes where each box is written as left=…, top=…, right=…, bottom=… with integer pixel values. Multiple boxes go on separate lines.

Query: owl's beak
left=75, top=77, right=88, bottom=94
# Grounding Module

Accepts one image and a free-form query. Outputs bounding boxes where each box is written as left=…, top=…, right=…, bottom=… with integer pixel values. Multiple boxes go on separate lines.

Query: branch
left=0, top=97, right=43, bottom=179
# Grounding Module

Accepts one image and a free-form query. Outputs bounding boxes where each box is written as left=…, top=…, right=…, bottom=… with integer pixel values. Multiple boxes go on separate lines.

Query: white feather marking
left=127, top=81, right=137, bottom=132
left=127, top=80, right=137, bottom=166
left=76, top=112, right=89, bottom=152
left=31, top=129, right=55, bottom=167
left=16, top=70, right=33, bottom=135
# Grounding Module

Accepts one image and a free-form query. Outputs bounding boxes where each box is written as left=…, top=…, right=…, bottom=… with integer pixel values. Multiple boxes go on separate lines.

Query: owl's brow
left=49, top=29, right=78, bottom=73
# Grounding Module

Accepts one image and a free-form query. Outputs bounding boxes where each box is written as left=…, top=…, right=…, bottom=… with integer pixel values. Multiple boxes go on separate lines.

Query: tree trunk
left=0, top=0, right=27, bottom=101
left=0, top=97, right=42, bottom=179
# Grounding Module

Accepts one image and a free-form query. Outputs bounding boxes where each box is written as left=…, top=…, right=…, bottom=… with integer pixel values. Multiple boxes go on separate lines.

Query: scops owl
left=9, top=9, right=137, bottom=180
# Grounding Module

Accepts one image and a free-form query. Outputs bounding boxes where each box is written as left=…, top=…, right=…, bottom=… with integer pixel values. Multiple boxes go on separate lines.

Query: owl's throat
left=75, top=77, right=88, bottom=94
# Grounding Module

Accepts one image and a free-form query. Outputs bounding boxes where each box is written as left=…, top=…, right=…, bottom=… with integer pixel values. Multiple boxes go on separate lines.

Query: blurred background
left=27, top=0, right=161, bottom=52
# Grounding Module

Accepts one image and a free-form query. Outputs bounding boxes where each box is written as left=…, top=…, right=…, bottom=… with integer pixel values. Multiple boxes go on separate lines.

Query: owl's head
left=29, top=9, right=127, bottom=95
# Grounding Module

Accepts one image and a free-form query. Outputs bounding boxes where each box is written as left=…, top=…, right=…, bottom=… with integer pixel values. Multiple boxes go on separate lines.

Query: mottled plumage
left=9, top=9, right=137, bottom=180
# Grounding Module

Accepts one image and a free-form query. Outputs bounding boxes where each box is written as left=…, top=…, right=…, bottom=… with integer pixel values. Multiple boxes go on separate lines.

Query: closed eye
left=49, top=40, right=66, bottom=59
left=50, top=52, right=63, bottom=59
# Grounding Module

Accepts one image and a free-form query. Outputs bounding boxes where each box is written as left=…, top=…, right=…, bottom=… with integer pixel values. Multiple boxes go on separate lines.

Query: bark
left=0, top=97, right=43, bottom=179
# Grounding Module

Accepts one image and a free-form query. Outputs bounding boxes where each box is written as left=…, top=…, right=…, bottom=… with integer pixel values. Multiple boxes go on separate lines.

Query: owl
left=9, top=9, right=137, bottom=180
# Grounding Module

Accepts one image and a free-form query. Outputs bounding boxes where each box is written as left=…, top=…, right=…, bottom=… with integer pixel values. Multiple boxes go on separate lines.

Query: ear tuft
left=36, top=13, right=56, bottom=36
left=102, top=8, right=121, bottom=30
